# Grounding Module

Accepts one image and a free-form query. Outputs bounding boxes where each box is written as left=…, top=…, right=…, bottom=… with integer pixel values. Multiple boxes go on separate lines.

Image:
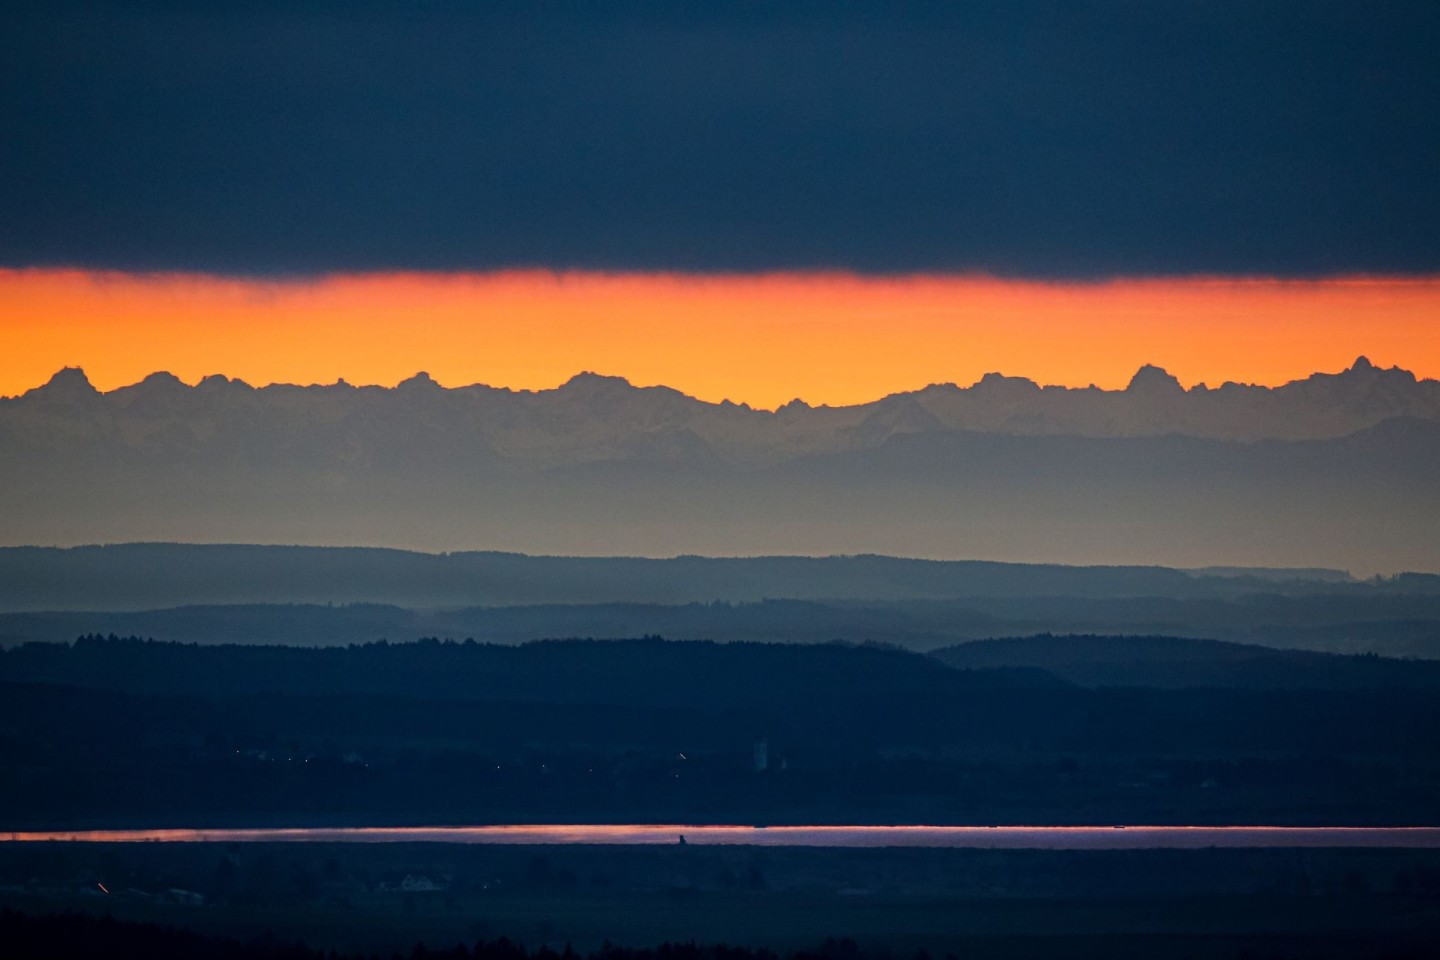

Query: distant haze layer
left=3, top=270, right=1439, bottom=408
left=2, top=359, right=1438, bottom=573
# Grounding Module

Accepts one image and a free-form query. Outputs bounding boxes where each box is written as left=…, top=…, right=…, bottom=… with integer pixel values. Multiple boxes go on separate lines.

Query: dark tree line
left=0, top=912, right=920, bottom=960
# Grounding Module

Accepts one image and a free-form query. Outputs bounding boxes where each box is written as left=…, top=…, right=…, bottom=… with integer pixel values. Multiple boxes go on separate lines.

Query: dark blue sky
left=2, top=1, right=1437, bottom=278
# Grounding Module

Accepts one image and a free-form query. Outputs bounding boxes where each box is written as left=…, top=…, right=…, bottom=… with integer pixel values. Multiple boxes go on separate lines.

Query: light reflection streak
left=5, top=825, right=1440, bottom=848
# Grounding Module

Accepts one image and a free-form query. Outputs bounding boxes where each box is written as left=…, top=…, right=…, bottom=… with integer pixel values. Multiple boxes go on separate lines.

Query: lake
left=7, top=825, right=1440, bottom=848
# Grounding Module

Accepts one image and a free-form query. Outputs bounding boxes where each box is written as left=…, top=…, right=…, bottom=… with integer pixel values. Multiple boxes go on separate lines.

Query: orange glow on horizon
left=2, top=269, right=1437, bottom=408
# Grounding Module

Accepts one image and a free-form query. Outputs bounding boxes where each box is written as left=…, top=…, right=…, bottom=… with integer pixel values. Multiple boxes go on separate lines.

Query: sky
left=2, top=2, right=1438, bottom=404
left=4, top=270, right=1439, bottom=407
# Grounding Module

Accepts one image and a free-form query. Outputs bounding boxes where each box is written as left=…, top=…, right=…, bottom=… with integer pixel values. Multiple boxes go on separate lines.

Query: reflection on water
left=5, top=825, right=1440, bottom=848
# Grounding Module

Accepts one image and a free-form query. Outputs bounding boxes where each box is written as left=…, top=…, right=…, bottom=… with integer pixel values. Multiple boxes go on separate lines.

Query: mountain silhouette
left=2, top=359, right=1437, bottom=571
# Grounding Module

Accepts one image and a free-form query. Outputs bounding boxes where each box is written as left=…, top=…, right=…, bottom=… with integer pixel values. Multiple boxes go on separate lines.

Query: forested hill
left=930, top=634, right=1440, bottom=689
left=4, top=636, right=1440, bottom=827
left=5, top=543, right=1424, bottom=614
left=7, top=592, right=1440, bottom=658
left=0, top=636, right=1050, bottom=707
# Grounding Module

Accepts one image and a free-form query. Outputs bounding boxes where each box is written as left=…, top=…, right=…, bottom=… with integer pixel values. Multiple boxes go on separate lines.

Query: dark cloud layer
left=2, top=1, right=1437, bottom=278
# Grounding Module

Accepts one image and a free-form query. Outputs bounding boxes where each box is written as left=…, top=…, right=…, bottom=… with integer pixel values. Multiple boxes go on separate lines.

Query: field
left=3, top=841, right=1440, bottom=958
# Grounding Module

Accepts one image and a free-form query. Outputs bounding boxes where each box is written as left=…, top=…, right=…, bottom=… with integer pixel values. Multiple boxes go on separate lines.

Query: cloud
left=2, top=1, right=1438, bottom=278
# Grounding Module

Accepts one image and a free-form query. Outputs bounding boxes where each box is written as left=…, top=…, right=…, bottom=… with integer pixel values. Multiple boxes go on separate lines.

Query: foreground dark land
left=7, top=632, right=1439, bottom=957
left=4, top=841, right=1440, bottom=959
left=4, top=637, right=1440, bottom=828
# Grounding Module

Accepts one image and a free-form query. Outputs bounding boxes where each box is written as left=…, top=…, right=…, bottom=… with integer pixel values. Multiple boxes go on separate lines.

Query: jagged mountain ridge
left=2, top=357, right=1435, bottom=470
left=3, top=359, right=1438, bottom=571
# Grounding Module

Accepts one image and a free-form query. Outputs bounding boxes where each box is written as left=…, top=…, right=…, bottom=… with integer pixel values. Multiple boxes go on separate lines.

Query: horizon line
left=5, top=353, right=1420, bottom=410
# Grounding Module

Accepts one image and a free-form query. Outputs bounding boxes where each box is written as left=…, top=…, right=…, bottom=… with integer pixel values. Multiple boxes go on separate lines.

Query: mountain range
left=3, top=359, right=1437, bottom=571
left=5, top=356, right=1436, bottom=459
